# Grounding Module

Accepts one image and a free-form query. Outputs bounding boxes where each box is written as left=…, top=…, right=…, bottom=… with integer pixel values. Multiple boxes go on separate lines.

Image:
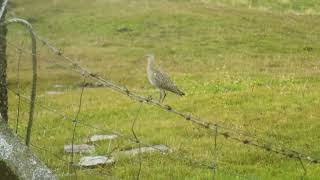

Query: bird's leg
left=159, top=89, right=163, bottom=103
left=162, top=91, right=167, bottom=103
left=159, top=90, right=166, bottom=103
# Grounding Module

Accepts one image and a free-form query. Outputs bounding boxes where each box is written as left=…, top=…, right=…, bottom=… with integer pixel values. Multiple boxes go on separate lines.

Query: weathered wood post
left=0, top=0, right=8, bottom=123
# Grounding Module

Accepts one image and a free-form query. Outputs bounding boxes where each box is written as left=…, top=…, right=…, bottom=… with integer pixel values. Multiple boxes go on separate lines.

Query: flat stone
left=115, top=144, right=171, bottom=157
left=64, top=144, right=95, bottom=154
left=78, top=82, right=103, bottom=88
left=78, top=156, right=114, bottom=168
left=53, top=84, right=64, bottom=88
left=117, top=27, right=132, bottom=33
left=46, top=91, right=64, bottom=95
left=88, top=134, right=118, bottom=143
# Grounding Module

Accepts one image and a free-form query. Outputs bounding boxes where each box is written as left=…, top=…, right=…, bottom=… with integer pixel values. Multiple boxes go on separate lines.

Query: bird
left=145, top=54, right=185, bottom=103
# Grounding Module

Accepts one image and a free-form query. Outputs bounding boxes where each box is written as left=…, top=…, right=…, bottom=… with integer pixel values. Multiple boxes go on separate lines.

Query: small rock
left=303, top=46, right=313, bottom=52
left=53, top=84, right=64, bottom=88
left=46, top=91, right=64, bottom=95
left=79, top=156, right=114, bottom=168
left=114, top=144, right=171, bottom=157
left=117, top=27, right=132, bottom=33
left=78, top=82, right=103, bottom=88
left=89, top=134, right=118, bottom=143
left=64, top=144, right=95, bottom=153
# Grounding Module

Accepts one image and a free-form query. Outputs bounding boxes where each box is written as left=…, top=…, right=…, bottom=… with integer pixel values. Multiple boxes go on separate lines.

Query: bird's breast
left=147, top=67, right=156, bottom=86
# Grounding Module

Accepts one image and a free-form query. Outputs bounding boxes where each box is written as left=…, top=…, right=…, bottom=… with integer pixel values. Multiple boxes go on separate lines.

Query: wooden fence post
left=0, top=0, right=8, bottom=123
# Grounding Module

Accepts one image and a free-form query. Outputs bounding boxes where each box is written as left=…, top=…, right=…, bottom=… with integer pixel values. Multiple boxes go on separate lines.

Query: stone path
left=64, top=134, right=171, bottom=168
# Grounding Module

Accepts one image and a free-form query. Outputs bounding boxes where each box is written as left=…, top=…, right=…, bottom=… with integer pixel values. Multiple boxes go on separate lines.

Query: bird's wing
left=153, top=69, right=179, bottom=93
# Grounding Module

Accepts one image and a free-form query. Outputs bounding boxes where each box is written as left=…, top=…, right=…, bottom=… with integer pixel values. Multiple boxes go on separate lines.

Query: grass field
left=4, top=0, right=320, bottom=179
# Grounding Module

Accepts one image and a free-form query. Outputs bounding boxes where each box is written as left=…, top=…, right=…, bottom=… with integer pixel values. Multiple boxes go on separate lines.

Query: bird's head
left=145, top=54, right=155, bottom=65
left=145, top=54, right=155, bottom=61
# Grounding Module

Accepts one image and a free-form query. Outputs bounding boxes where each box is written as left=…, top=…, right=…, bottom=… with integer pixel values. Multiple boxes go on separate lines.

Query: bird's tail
left=176, top=89, right=185, bottom=96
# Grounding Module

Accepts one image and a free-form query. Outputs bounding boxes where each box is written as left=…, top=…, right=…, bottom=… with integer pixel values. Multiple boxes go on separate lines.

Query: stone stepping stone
left=114, top=144, right=171, bottom=157
left=53, top=84, right=64, bottom=88
left=46, top=91, right=64, bottom=95
left=88, top=134, right=118, bottom=143
left=78, top=156, right=114, bottom=168
left=78, top=82, right=103, bottom=88
left=64, top=144, right=95, bottom=154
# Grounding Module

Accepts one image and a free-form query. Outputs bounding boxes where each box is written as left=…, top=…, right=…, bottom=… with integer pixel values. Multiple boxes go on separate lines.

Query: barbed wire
left=3, top=25, right=318, bottom=180
left=27, top=32, right=320, bottom=165
left=0, top=33, right=292, bottom=149
left=3, top=32, right=317, bottom=165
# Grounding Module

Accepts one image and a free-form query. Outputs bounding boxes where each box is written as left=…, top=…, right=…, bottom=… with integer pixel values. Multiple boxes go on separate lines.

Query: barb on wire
left=31, top=32, right=320, bottom=165
left=6, top=17, right=37, bottom=146
left=131, top=103, right=143, bottom=180
left=15, top=41, right=23, bottom=133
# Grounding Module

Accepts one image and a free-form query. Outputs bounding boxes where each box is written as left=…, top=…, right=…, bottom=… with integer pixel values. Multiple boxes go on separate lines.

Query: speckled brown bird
left=146, top=54, right=185, bottom=102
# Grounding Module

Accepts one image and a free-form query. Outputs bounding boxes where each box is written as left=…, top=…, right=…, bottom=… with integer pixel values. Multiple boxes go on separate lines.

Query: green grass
left=4, top=0, right=320, bottom=179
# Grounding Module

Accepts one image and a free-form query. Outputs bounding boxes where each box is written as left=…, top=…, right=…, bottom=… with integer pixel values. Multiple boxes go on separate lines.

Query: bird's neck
left=147, top=58, right=156, bottom=70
